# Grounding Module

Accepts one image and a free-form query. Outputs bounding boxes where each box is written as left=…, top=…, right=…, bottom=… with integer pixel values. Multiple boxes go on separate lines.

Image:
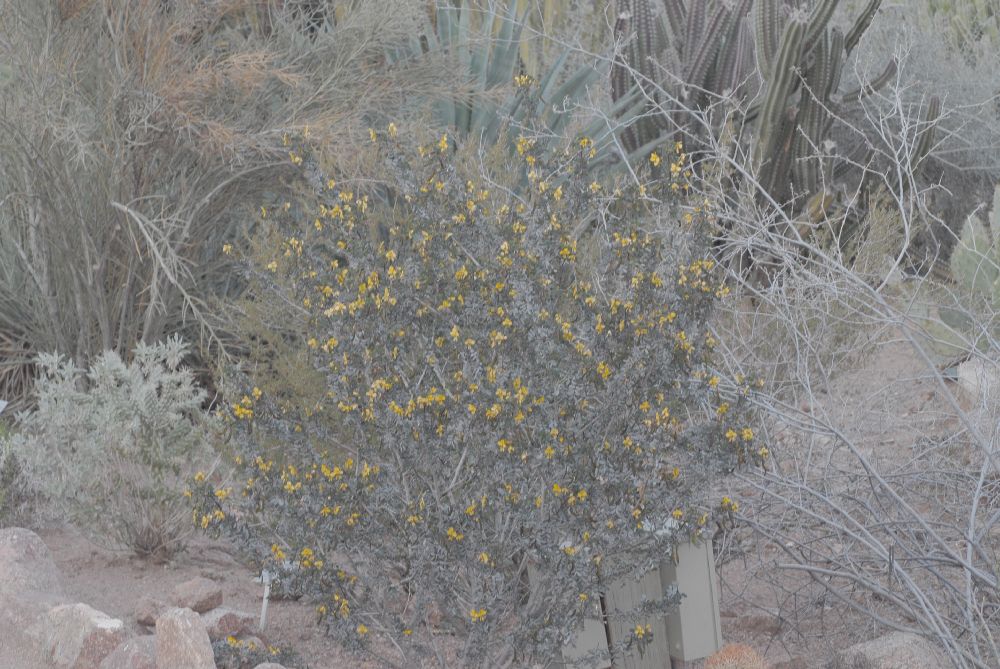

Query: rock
left=253, top=664, right=287, bottom=669
left=154, top=607, right=215, bottom=669
left=170, top=577, right=222, bottom=613
left=0, top=528, right=64, bottom=596
left=200, top=607, right=256, bottom=640
left=44, top=603, right=127, bottom=669
left=0, top=529, right=69, bottom=669
left=134, top=596, right=166, bottom=627
left=834, top=632, right=948, bottom=669
left=957, top=357, right=1000, bottom=406
left=99, top=636, right=155, bottom=669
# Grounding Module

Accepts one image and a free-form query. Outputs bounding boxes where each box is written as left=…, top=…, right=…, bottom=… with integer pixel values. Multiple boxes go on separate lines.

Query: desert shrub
left=6, top=337, right=216, bottom=559
left=212, top=636, right=304, bottom=669
left=0, top=442, right=34, bottom=528
left=192, top=126, right=759, bottom=668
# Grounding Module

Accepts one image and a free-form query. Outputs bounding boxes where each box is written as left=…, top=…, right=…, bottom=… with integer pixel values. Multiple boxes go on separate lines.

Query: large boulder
left=833, top=632, right=948, bottom=669
left=170, top=577, right=223, bottom=613
left=44, top=603, right=127, bottom=669
left=0, top=528, right=69, bottom=669
left=0, top=527, right=64, bottom=595
left=155, top=607, right=215, bottom=669
left=99, top=636, right=156, bottom=669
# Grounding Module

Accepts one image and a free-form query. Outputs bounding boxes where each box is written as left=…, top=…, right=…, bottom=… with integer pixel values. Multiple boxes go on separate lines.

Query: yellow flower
left=742, top=427, right=754, bottom=441
left=469, top=608, right=487, bottom=623
left=222, top=243, right=233, bottom=255
left=356, top=623, right=368, bottom=635
left=725, top=428, right=737, bottom=442
left=387, top=122, right=398, bottom=137
left=437, top=133, right=449, bottom=152
left=649, top=152, right=661, bottom=166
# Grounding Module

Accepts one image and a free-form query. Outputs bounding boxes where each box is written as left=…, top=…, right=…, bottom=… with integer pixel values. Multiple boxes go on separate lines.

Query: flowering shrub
left=6, top=337, right=215, bottom=558
left=194, top=126, right=758, bottom=667
left=212, top=636, right=302, bottom=669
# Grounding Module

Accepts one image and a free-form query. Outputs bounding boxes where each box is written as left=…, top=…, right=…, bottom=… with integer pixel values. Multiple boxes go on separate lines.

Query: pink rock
left=134, top=596, right=166, bottom=627
left=169, top=577, right=222, bottom=613
left=155, top=608, right=214, bottom=669
left=44, top=603, right=127, bottom=669
left=0, top=529, right=69, bottom=669
left=98, top=636, right=155, bottom=669
left=200, top=607, right=256, bottom=640
left=0, top=528, right=64, bottom=597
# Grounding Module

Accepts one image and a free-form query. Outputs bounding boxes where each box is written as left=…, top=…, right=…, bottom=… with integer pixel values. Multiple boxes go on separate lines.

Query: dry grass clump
left=706, top=643, right=767, bottom=669
left=0, top=0, right=447, bottom=404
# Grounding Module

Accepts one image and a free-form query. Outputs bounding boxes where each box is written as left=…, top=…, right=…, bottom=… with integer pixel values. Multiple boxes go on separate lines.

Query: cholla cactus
left=706, top=643, right=767, bottom=669
left=194, top=127, right=759, bottom=667
left=5, top=337, right=214, bottom=559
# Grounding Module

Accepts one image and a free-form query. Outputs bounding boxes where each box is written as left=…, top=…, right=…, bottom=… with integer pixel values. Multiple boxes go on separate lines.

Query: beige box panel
left=660, top=540, right=722, bottom=661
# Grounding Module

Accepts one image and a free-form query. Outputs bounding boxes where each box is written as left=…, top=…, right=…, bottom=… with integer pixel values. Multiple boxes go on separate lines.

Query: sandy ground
left=35, top=524, right=359, bottom=668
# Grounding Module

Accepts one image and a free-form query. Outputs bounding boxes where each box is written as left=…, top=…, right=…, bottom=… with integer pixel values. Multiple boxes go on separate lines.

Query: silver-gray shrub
left=6, top=336, right=214, bottom=559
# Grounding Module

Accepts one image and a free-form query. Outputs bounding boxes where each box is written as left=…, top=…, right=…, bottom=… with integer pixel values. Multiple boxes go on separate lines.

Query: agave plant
left=388, top=0, right=599, bottom=153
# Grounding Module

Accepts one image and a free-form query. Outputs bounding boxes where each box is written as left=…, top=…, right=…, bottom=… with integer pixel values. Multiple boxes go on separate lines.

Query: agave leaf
left=538, top=62, right=599, bottom=131
left=487, top=1, right=524, bottom=88
left=454, top=2, right=474, bottom=133
left=991, top=185, right=1000, bottom=248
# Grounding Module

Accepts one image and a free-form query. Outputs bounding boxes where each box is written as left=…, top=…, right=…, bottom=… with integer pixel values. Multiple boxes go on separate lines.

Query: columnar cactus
left=611, top=0, right=941, bottom=243
left=610, top=0, right=939, bottom=216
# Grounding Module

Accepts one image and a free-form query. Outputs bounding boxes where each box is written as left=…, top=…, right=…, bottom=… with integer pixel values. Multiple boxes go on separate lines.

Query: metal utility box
left=555, top=540, right=721, bottom=668
left=660, top=540, right=723, bottom=661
